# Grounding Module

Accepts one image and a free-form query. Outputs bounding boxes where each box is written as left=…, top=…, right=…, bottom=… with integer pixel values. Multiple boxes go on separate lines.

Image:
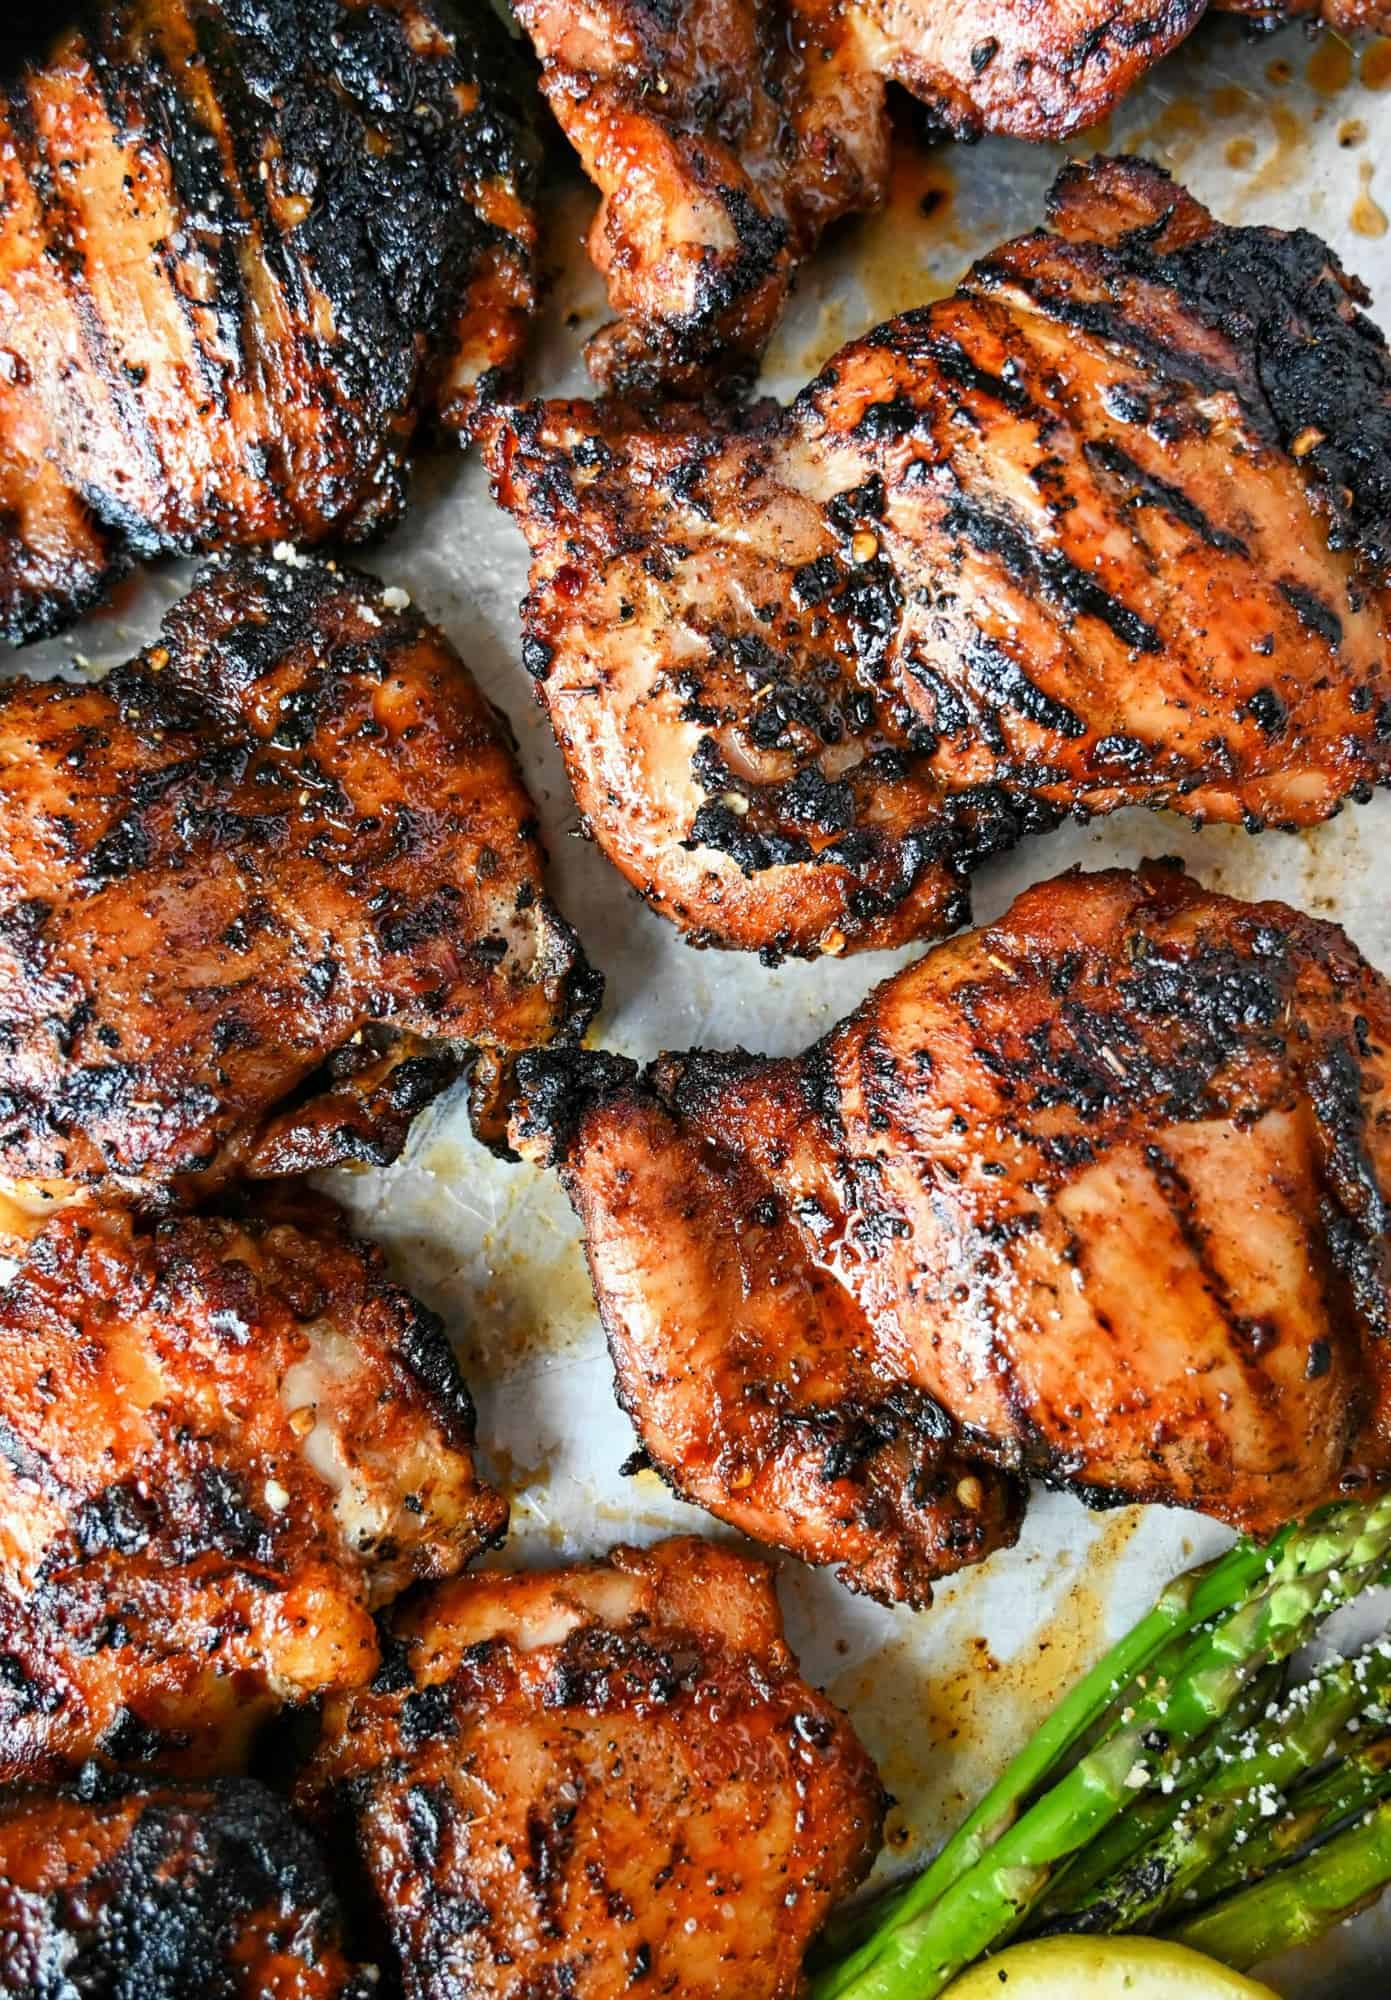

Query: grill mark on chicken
left=513, top=865, right=1391, bottom=1595
left=7, top=80, right=169, bottom=510
left=485, top=160, right=1391, bottom=958
left=1082, top=436, right=1249, bottom=555
left=0, top=1192, right=506, bottom=1783
left=88, top=37, right=249, bottom=410
left=970, top=258, right=1238, bottom=404
left=1127, top=1142, right=1248, bottom=1339
left=943, top=496, right=1161, bottom=660
left=0, top=1776, right=376, bottom=1999
left=0, top=551, right=599, bottom=1221
left=299, top=1539, right=883, bottom=2000
left=897, top=320, right=1041, bottom=416
left=512, top=0, right=1387, bottom=388
left=0, top=0, right=541, bottom=645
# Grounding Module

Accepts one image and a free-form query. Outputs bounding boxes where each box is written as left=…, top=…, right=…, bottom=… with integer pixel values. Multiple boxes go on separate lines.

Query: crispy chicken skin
left=485, top=160, right=1391, bottom=957
left=0, top=1192, right=506, bottom=1783
left=0, top=0, right=540, bottom=645
left=0, top=551, right=598, bottom=1231
left=300, top=1538, right=884, bottom=2000
left=0, top=1776, right=375, bottom=1998
left=514, top=867, right=1391, bottom=1599
left=514, top=3, right=1388, bottom=388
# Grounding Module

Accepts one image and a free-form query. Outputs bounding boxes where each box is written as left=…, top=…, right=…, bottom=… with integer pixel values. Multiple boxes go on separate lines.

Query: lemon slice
left=941, top=1937, right=1279, bottom=1998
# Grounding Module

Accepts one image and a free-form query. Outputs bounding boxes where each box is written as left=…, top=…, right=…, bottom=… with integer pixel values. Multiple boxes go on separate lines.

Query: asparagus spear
left=1028, top=1668, right=1281, bottom=1925
left=1170, top=1798, right=1391, bottom=1968
left=812, top=1527, right=1297, bottom=1993
left=1183, top=1724, right=1391, bottom=1905
left=813, top=1494, right=1391, bottom=2000
left=1041, top=1640, right=1391, bottom=1935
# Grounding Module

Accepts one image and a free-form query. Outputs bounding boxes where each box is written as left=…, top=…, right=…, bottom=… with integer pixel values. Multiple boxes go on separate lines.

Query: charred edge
left=510, top=1048, right=641, bottom=1164
left=1153, top=220, right=1391, bottom=582
left=389, top=1291, right=482, bottom=1456
left=1034, top=165, right=1391, bottom=580
left=685, top=184, right=787, bottom=336
left=547, top=903, right=606, bottom=1044
left=650, top=1047, right=763, bottom=1126
left=0, top=539, right=128, bottom=649
left=1, top=1775, right=372, bottom=1996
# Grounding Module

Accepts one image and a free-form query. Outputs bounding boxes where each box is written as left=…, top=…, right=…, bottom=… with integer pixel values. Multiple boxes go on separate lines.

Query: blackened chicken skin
left=0, top=551, right=597, bottom=1232
left=485, top=160, right=1391, bottom=957
left=515, top=1, right=1388, bottom=389
left=0, top=1193, right=506, bottom=1783
left=300, top=1538, right=883, bottom=2000
left=0, top=1776, right=375, bottom=1999
left=0, top=0, right=539, bottom=645
left=516, top=867, right=1391, bottom=1600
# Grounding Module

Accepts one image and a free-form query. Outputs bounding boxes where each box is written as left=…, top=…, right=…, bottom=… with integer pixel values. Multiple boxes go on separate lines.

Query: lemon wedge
left=941, top=1937, right=1279, bottom=1998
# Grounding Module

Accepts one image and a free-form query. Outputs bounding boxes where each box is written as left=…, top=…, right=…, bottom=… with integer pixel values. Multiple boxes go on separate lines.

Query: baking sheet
left=20, top=17, right=1391, bottom=1991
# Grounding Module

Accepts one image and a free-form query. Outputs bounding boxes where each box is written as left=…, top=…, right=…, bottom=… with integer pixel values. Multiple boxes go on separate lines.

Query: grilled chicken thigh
left=486, top=160, right=1391, bottom=956
left=301, top=1538, right=883, bottom=2000
left=0, top=1192, right=505, bottom=1782
left=0, top=1776, right=375, bottom=1999
left=515, top=866, right=1391, bottom=1603
left=0, top=551, right=597, bottom=1234
left=0, top=0, right=540, bottom=645
left=515, top=3, right=1388, bottom=388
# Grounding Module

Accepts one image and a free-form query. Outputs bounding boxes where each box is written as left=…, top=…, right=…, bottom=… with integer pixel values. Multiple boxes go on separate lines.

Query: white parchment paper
left=20, top=18, right=1391, bottom=1990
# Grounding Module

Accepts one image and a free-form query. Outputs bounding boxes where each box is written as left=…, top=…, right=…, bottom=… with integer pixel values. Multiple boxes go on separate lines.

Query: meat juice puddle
left=826, top=1511, right=1147, bottom=1875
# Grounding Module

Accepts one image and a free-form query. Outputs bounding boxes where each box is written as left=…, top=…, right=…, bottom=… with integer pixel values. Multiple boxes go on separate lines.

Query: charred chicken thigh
left=515, top=1, right=1390, bottom=388
left=515, top=866, right=1391, bottom=1604
left=0, top=1776, right=375, bottom=1999
left=0, top=551, right=597, bottom=1233
left=486, top=160, right=1391, bottom=956
left=301, top=1537, right=883, bottom=2000
left=0, top=1193, right=505, bottom=1783
left=0, top=0, right=540, bottom=645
